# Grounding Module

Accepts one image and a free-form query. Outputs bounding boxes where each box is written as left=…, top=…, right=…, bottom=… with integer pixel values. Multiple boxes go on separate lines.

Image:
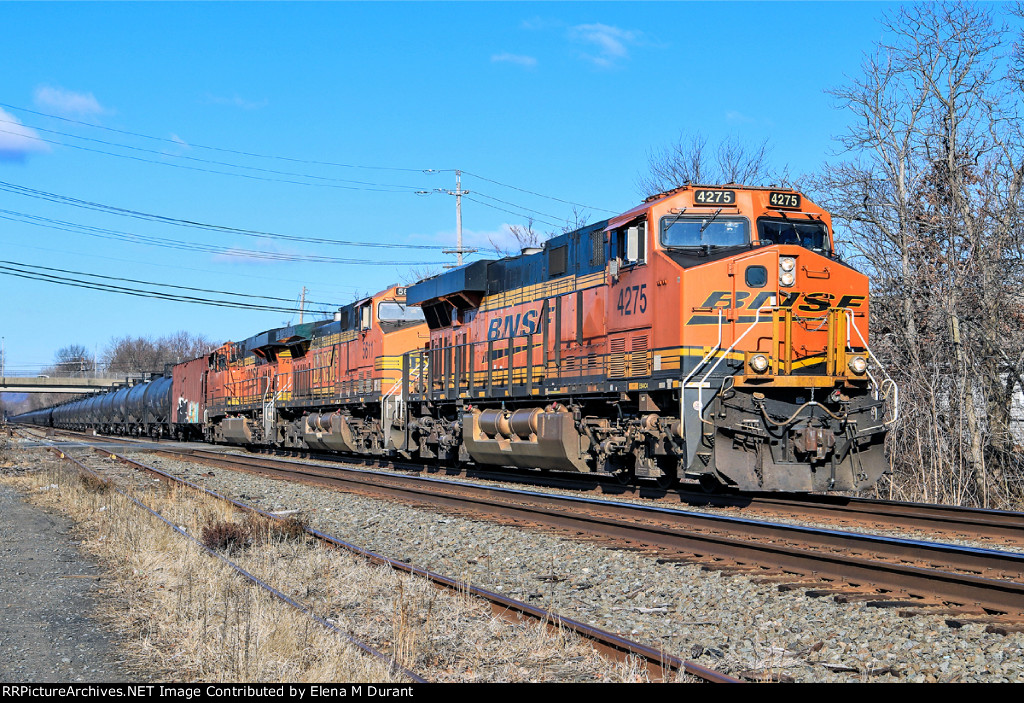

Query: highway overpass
left=0, top=376, right=132, bottom=394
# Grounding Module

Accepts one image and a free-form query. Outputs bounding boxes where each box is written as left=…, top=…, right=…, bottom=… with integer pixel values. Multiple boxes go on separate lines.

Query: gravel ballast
left=117, top=449, right=1023, bottom=683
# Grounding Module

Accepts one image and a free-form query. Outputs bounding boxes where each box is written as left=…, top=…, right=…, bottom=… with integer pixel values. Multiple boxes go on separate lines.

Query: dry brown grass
left=200, top=519, right=252, bottom=551
left=6, top=456, right=404, bottom=682
left=78, top=471, right=110, bottom=494
left=3, top=448, right=661, bottom=683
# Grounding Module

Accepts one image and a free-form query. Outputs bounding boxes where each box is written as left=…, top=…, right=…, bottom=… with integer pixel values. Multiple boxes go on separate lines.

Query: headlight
left=780, top=270, right=796, bottom=287
left=749, top=354, right=769, bottom=373
left=848, top=356, right=868, bottom=375
left=779, top=256, right=796, bottom=272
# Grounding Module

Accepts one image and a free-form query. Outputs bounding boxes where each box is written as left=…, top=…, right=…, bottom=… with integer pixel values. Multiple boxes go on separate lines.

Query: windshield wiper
left=699, top=208, right=723, bottom=234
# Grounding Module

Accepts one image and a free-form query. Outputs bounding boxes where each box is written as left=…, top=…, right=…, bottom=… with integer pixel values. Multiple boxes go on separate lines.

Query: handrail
left=843, top=309, right=899, bottom=426
left=682, top=309, right=724, bottom=389
left=695, top=307, right=772, bottom=416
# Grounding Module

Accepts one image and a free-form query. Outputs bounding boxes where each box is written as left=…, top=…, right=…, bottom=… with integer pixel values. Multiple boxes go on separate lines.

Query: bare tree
left=488, top=208, right=593, bottom=258
left=158, top=330, right=219, bottom=364
left=809, top=2, right=1024, bottom=507
left=402, top=265, right=445, bottom=285
left=636, top=132, right=787, bottom=198
left=489, top=218, right=544, bottom=258
left=103, top=331, right=218, bottom=375
left=23, top=344, right=99, bottom=411
left=49, top=344, right=95, bottom=377
left=102, top=335, right=160, bottom=375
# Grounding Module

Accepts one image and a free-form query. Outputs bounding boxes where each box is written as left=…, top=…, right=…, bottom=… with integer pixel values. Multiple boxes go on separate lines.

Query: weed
left=201, top=520, right=251, bottom=552
left=79, top=472, right=110, bottom=494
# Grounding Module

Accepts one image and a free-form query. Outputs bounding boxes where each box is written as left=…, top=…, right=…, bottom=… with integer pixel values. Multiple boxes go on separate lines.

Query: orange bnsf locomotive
left=199, top=283, right=426, bottom=453
left=21, top=185, right=895, bottom=493
left=396, top=185, right=896, bottom=492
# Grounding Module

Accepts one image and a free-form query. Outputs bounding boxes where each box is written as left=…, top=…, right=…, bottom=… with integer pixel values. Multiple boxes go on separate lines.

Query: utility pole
left=299, top=286, right=307, bottom=325
left=442, top=170, right=477, bottom=268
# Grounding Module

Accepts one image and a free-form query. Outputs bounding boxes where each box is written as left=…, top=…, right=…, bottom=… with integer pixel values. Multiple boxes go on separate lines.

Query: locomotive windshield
left=378, top=301, right=426, bottom=322
left=378, top=301, right=425, bottom=331
left=756, top=218, right=829, bottom=251
left=660, top=216, right=749, bottom=248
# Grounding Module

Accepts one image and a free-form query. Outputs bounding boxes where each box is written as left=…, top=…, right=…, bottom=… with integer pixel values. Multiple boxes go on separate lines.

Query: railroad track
left=23, top=430, right=736, bottom=683
left=102, top=442, right=1024, bottom=628
left=33, top=428, right=1024, bottom=552
left=36, top=440, right=426, bottom=683
left=22, top=429, right=1024, bottom=625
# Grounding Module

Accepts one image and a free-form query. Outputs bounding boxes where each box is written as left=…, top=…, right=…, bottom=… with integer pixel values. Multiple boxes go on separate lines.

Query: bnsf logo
left=699, top=291, right=866, bottom=312
left=487, top=309, right=541, bottom=341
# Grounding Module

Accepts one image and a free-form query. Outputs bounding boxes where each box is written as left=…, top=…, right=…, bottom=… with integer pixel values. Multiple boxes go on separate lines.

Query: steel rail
left=35, top=429, right=1024, bottom=546
left=133, top=446, right=1024, bottom=616
left=86, top=443, right=737, bottom=683
left=683, top=491, right=1024, bottom=544
left=40, top=442, right=427, bottom=684
left=30, top=429, right=1024, bottom=614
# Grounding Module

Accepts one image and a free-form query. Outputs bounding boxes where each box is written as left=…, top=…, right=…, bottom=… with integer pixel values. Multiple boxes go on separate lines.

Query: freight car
left=15, top=185, right=896, bottom=493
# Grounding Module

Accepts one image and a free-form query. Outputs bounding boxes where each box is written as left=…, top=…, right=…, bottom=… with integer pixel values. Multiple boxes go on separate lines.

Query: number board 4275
left=693, top=189, right=735, bottom=205
left=768, top=191, right=802, bottom=209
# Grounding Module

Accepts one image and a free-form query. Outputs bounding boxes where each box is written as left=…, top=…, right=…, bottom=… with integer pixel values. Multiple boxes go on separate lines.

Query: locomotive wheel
left=698, top=474, right=723, bottom=494
left=654, top=472, right=677, bottom=490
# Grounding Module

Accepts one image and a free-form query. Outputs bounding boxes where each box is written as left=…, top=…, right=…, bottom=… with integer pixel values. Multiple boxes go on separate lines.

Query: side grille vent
left=609, top=337, right=627, bottom=378
left=631, top=335, right=650, bottom=377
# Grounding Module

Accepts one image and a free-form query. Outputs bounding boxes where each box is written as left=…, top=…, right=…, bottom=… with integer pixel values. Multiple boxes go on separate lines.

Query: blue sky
left=0, top=1, right=910, bottom=374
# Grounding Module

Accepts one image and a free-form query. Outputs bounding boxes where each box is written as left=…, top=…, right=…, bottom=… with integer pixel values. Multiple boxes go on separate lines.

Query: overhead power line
left=1, top=102, right=613, bottom=218
left=470, top=191, right=564, bottom=223
left=0, top=103, right=619, bottom=234
left=0, top=126, right=426, bottom=194
left=464, top=195, right=562, bottom=229
left=0, top=180, right=470, bottom=252
left=460, top=170, right=616, bottom=214
left=3, top=238, right=370, bottom=297
left=0, top=259, right=338, bottom=307
left=0, top=209, right=451, bottom=266
left=0, top=118, right=432, bottom=191
left=0, top=259, right=337, bottom=315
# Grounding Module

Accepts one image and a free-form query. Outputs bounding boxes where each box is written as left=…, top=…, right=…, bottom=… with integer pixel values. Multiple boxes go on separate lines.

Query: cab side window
left=610, top=220, right=646, bottom=265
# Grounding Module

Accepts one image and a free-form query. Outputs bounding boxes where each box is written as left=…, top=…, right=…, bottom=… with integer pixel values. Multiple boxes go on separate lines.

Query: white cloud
left=409, top=224, right=523, bottom=253
left=33, top=85, right=106, bottom=115
left=492, top=53, right=538, bottom=69
left=210, top=248, right=281, bottom=265
left=725, top=110, right=756, bottom=125
left=204, top=93, right=269, bottom=110
left=0, top=108, right=48, bottom=162
left=568, top=23, right=642, bottom=67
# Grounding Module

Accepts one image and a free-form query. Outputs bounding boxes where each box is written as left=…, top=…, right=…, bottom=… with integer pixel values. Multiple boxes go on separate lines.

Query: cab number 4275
left=616, top=284, right=648, bottom=316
